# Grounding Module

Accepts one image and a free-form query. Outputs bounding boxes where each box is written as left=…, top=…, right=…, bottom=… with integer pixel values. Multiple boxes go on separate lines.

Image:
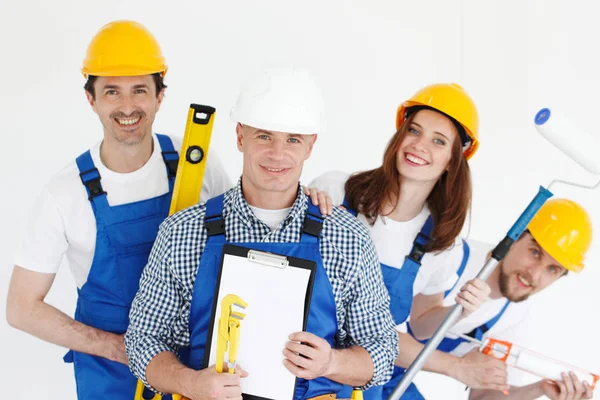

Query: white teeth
left=517, top=274, right=531, bottom=287
left=117, top=117, right=140, bottom=126
left=265, top=167, right=284, bottom=172
left=406, top=154, right=428, bottom=165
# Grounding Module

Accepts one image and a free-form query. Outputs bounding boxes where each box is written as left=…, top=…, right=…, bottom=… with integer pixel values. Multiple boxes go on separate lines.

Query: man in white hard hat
left=125, top=66, right=399, bottom=399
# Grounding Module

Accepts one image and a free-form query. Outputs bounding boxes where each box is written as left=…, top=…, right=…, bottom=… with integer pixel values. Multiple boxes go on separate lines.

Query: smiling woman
left=310, top=82, right=487, bottom=399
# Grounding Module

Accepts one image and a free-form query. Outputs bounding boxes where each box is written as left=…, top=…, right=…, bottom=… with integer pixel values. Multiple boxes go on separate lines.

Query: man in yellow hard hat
left=6, top=20, right=231, bottom=399
left=391, top=198, right=595, bottom=399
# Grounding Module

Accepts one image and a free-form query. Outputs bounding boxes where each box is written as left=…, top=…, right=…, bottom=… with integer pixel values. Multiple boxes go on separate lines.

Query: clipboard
left=203, top=244, right=317, bottom=400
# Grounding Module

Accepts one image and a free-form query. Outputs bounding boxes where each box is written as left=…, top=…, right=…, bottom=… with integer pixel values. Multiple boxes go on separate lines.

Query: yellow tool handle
left=228, top=319, right=241, bottom=374
left=134, top=104, right=217, bottom=400
left=351, top=389, right=364, bottom=400
left=134, top=379, right=161, bottom=400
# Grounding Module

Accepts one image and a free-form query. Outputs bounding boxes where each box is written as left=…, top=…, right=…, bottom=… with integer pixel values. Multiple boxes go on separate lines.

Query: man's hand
left=449, top=348, right=509, bottom=391
left=455, top=278, right=491, bottom=318
left=540, top=372, right=594, bottom=400
left=183, top=365, right=248, bottom=400
left=303, top=187, right=333, bottom=216
left=283, top=332, right=333, bottom=380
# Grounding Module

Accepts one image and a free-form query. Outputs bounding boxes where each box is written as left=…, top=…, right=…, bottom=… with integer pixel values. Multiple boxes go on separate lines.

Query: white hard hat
left=230, top=65, right=326, bottom=134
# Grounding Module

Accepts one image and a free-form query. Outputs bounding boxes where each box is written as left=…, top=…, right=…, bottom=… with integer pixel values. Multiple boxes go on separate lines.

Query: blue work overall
left=337, top=201, right=438, bottom=399
left=186, top=195, right=344, bottom=399
left=63, top=134, right=179, bottom=399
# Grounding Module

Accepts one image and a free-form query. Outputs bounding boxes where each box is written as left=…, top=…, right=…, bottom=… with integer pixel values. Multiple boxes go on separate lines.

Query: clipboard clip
left=247, top=249, right=289, bottom=268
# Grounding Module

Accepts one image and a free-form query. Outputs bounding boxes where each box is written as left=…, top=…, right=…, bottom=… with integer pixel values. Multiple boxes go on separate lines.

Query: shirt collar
left=229, top=177, right=308, bottom=230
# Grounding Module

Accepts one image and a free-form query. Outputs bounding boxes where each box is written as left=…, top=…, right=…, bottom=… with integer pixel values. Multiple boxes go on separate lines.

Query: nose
left=410, top=133, right=428, bottom=152
left=267, top=138, right=285, bottom=160
left=527, top=264, right=544, bottom=284
left=119, top=93, right=137, bottom=116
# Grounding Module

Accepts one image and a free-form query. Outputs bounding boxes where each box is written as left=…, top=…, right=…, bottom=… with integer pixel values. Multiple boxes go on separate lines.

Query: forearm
left=326, top=346, right=373, bottom=387
left=395, top=332, right=459, bottom=377
left=7, top=294, right=119, bottom=360
left=470, top=383, right=542, bottom=400
left=145, top=351, right=196, bottom=395
left=409, top=305, right=456, bottom=340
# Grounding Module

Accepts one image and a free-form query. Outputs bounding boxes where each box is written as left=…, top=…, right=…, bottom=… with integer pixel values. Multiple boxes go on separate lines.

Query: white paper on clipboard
left=207, top=248, right=314, bottom=400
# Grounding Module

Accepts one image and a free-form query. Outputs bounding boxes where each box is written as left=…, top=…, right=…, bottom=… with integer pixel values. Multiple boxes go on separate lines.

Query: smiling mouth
left=261, top=166, right=289, bottom=173
left=115, top=116, right=141, bottom=127
left=405, top=153, right=429, bottom=166
left=516, top=273, right=532, bottom=288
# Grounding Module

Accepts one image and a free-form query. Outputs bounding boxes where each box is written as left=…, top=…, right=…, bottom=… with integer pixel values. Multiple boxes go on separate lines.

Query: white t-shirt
left=14, top=134, right=232, bottom=288
left=309, top=170, right=463, bottom=299
left=443, top=239, right=529, bottom=386
left=248, top=206, right=292, bottom=231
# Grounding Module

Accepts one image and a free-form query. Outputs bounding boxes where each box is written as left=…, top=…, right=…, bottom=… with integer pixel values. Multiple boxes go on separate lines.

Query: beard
left=498, top=262, right=531, bottom=303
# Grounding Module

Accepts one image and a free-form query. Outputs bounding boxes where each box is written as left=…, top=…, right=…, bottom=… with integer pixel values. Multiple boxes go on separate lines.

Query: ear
left=85, top=90, right=97, bottom=113
left=304, top=134, right=318, bottom=160
left=236, top=123, right=245, bottom=152
left=155, top=88, right=165, bottom=112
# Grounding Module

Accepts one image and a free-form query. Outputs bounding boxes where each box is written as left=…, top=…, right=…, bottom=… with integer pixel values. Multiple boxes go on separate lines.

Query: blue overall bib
left=186, top=195, right=344, bottom=399
left=339, top=201, right=440, bottom=399
left=63, top=134, right=179, bottom=399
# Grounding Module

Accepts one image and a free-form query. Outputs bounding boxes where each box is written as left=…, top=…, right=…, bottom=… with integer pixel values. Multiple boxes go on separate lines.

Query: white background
left=1, top=0, right=599, bottom=398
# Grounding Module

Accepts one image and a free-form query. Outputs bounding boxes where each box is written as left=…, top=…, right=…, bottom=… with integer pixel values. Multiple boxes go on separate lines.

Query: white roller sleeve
left=534, top=108, right=600, bottom=175
left=512, top=348, right=597, bottom=387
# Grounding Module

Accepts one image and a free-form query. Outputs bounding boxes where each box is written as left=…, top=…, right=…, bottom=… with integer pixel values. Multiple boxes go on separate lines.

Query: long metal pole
left=388, top=186, right=553, bottom=399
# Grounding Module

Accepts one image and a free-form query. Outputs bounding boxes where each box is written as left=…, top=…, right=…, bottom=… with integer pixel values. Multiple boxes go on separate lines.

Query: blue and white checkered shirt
left=126, top=181, right=398, bottom=390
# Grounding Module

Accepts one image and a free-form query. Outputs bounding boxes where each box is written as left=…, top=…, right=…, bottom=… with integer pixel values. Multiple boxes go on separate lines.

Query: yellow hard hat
left=396, top=83, right=479, bottom=160
left=528, top=198, right=592, bottom=273
left=82, top=20, right=167, bottom=78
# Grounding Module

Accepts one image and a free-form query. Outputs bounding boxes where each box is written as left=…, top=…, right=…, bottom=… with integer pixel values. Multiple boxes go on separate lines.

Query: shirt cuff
left=127, top=335, right=178, bottom=393
left=358, top=336, right=399, bottom=389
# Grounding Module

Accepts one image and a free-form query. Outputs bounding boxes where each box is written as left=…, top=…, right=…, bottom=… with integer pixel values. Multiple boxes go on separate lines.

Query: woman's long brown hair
left=344, top=111, right=472, bottom=252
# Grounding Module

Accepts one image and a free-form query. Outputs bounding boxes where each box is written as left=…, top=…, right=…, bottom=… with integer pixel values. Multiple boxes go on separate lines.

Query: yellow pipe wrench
left=215, top=294, right=248, bottom=374
left=133, top=104, right=216, bottom=400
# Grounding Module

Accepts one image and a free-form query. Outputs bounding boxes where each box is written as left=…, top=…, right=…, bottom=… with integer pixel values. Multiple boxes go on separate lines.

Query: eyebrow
left=101, top=84, right=150, bottom=90
left=529, top=237, right=543, bottom=252
left=410, top=121, right=451, bottom=141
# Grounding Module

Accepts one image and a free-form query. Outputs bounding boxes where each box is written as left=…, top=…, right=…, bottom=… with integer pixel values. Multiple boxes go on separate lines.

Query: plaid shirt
left=126, top=182, right=398, bottom=390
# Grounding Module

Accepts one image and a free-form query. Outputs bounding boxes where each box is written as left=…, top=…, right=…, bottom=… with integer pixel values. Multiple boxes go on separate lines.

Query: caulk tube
left=534, top=108, right=600, bottom=175
left=507, top=344, right=599, bottom=390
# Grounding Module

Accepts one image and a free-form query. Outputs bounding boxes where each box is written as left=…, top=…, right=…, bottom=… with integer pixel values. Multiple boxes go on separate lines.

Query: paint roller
left=388, top=108, right=600, bottom=399
left=534, top=108, right=600, bottom=176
